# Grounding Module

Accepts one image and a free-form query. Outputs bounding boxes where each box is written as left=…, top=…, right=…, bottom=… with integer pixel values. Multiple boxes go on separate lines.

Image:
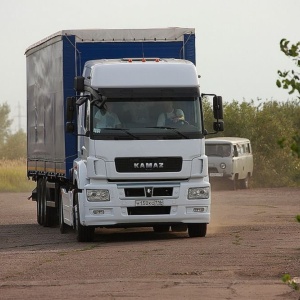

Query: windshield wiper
left=103, top=128, right=139, bottom=139
left=146, top=126, right=189, bottom=139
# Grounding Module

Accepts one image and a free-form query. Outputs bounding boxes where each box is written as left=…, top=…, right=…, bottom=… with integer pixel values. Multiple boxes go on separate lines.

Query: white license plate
left=210, top=173, right=223, bottom=177
left=135, top=200, right=164, bottom=206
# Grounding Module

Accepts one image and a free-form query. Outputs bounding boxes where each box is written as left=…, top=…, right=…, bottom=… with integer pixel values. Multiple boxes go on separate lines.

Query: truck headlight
left=220, top=163, right=226, bottom=169
left=87, top=189, right=110, bottom=202
left=188, top=187, right=209, bottom=199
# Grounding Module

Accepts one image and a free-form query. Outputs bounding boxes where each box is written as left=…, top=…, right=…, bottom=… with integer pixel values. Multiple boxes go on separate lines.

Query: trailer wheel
left=36, top=178, right=44, bottom=225
left=75, top=191, right=95, bottom=242
left=43, top=183, right=56, bottom=227
left=153, top=225, right=170, bottom=232
left=188, top=223, right=207, bottom=238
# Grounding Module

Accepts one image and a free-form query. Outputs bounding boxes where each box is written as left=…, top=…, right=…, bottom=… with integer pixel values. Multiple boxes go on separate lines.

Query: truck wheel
left=43, top=184, right=56, bottom=227
left=75, top=192, right=95, bottom=242
left=153, top=225, right=170, bottom=232
left=59, top=195, right=69, bottom=234
left=171, top=224, right=187, bottom=232
left=36, top=178, right=44, bottom=225
left=240, top=175, right=250, bottom=189
left=188, top=223, right=207, bottom=237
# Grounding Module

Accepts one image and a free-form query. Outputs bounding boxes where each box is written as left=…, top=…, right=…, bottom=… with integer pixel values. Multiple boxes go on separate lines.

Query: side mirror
left=213, top=96, right=223, bottom=120
left=66, top=97, right=76, bottom=133
left=74, top=76, right=85, bottom=93
left=66, top=122, right=75, bottom=133
left=66, top=97, right=76, bottom=122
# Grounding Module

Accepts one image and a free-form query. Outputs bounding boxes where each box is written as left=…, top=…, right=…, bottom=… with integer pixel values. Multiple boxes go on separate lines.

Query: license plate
left=210, top=173, right=223, bottom=177
left=135, top=200, right=164, bottom=206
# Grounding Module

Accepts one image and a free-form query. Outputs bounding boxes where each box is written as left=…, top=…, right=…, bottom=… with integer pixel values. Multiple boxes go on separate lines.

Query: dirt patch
left=0, top=188, right=299, bottom=299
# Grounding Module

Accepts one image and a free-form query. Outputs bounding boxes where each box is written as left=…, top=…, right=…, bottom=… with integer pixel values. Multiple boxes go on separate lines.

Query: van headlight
left=87, top=189, right=110, bottom=202
left=220, top=163, right=226, bottom=169
left=188, top=187, right=209, bottom=199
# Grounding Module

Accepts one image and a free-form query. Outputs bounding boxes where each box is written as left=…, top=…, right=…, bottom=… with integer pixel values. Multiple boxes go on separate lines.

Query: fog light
left=93, top=209, right=105, bottom=215
left=193, top=207, right=205, bottom=212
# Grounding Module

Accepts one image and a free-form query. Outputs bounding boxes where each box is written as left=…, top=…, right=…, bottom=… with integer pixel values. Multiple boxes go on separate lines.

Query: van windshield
left=90, top=97, right=203, bottom=140
left=205, top=144, right=232, bottom=157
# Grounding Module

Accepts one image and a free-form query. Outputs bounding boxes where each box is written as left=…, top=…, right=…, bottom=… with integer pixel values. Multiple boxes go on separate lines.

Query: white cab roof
left=86, top=58, right=199, bottom=88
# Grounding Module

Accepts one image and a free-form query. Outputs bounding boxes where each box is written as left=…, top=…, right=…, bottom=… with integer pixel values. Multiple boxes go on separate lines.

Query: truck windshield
left=90, top=97, right=203, bottom=140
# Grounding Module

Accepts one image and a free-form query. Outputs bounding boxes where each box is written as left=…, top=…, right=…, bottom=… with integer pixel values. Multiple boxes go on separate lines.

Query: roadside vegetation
left=1, top=39, right=299, bottom=191
left=0, top=159, right=35, bottom=192
left=203, top=99, right=300, bottom=188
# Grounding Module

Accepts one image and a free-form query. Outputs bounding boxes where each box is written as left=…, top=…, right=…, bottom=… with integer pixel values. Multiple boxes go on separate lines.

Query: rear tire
left=75, top=191, right=95, bottom=242
left=188, top=223, right=207, bottom=237
left=36, top=178, right=44, bottom=225
left=43, top=183, right=56, bottom=227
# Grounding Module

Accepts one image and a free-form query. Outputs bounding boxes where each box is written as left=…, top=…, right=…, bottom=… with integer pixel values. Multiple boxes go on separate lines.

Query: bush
left=0, top=159, right=35, bottom=192
left=203, top=99, right=300, bottom=188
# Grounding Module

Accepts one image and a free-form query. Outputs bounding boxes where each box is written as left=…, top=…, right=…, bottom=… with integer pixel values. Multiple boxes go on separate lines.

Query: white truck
left=26, top=28, right=224, bottom=242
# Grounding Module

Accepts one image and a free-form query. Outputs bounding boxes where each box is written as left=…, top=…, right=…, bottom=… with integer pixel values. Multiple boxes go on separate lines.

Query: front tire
left=188, top=223, right=207, bottom=237
left=75, top=191, right=95, bottom=242
left=59, top=194, right=69, bottom=234
left=240, top=174, right=250, bottom=189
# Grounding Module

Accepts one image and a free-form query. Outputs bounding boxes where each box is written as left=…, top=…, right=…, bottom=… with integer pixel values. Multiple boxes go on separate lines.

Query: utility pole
left=15, top=102, right=26, bottom=132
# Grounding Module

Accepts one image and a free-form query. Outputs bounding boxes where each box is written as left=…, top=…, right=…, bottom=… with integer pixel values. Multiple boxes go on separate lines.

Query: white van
left=205, top=137, right=253, bottom=189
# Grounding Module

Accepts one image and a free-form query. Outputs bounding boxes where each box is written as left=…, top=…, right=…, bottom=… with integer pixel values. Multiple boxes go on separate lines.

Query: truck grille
left=124, top=187, right=173, bottom=197
left=115, top=157, right=182, bottom=173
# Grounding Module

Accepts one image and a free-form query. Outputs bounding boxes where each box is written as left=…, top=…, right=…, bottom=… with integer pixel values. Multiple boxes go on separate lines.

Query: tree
left=277, top=39, right=300, bottom=158
left=0, top=130, right=27, bottom=159
left=276, top=39, right=300, bottom=97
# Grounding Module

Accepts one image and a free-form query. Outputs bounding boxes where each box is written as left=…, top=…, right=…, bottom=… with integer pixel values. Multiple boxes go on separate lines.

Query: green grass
left=0, top=159, right=35, bottom=192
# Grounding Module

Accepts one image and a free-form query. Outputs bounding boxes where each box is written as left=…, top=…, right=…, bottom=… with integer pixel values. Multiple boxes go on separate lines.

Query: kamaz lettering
left=134, top=163, right=164, bottom=169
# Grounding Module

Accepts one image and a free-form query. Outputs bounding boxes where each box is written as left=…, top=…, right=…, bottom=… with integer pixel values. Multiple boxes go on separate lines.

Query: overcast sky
left=0, top=0, right=299, bottom=132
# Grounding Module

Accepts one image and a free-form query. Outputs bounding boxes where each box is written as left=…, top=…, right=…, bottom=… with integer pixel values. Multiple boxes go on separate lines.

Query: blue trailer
left=26, top=28, right=196, bottom=179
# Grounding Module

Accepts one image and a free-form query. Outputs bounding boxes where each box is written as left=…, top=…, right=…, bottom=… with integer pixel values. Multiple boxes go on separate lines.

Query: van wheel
left=188, top=223, right=207, bottom=237
left=232, top=175, right=238, bottom=190
left=240, top=175, right=250, bottom=189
